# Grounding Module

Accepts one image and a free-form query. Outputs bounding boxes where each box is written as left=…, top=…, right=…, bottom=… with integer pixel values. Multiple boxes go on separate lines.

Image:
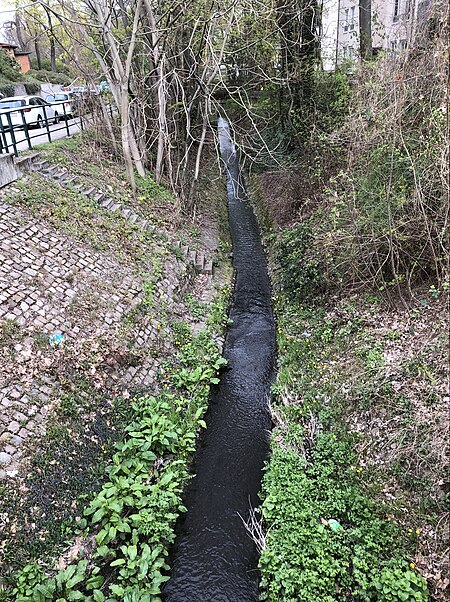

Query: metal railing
left=0, top=100, right=86, bottom=156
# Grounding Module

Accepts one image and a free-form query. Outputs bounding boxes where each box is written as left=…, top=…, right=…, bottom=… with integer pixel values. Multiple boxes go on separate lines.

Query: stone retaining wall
left=0, top=154, right=19, bottom=188
left=0, top=197, right=199, bottom=479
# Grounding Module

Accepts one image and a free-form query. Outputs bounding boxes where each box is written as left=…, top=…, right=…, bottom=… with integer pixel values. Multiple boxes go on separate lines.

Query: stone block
left=0, top=452, right=11, bottom=465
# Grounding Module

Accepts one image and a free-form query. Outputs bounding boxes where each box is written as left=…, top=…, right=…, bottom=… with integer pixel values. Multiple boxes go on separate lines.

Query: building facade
left=321, top=0, right=431, bottom=70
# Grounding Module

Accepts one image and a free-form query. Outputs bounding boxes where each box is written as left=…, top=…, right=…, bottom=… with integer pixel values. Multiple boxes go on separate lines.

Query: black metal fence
left=0, top=100, right=85, bottom=157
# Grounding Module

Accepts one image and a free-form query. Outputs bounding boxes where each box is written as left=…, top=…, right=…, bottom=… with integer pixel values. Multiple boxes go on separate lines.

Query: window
left=344, top=8, right=349, bottom=31
left=0, top=100, right=25, bottom=108
left=350, top=6, right=356, bottom=30
left=393, top=0, right=400, bottom=21
left=405, top=0, right=412, bottom=18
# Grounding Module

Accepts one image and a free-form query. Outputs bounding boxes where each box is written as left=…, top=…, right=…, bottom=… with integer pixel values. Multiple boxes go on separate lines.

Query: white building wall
left=321, top=0, right=361, bottom=70
left=321, top=0, right=425, bottom=70
left=373, top=0, right=420, bottom=52
left=321, top=0, right=340, bottom=71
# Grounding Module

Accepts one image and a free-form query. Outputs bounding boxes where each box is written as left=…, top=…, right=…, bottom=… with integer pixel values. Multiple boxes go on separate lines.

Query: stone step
left=202, top=259, right=213, bottom=275
left=94, top=192, right=104, bottom=203
left=188, top=249, right=197, bottom=265
left=195, top=252, right=205, bottom=272
left=72, top=183, right=84, bottom=191
left=181, top=245, right=189, bottom=258
left=32, top=159, right=49, bottom=171
left=14, top=156, right=32, bottom=168
left=15, top=151, right=39, bottom=164
left=84, top=187, right=96, bottom=196
left=127, top=213, right=138, bottom=224
left=121, top=208, right=132, bottom=219
left=63, top=176, right=77, bottom=185
left=100, top=197, right=114, bottom=210
left=110, top=202, right=122, bottom=212
left=44, top=166, right=59, bottom=176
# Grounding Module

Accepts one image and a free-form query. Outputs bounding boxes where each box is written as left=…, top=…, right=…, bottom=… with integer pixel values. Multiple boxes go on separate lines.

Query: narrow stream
left=163, top=119, right=276, bottom=601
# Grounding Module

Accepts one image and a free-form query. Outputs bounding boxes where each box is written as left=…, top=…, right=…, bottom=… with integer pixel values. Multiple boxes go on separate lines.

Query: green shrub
left=259, top=436, right=413, bottom=602
left=373, top=566, right=429, bottom=602
left=30, top=58, right=70, bottom=75
left=311, top=70, right=351, bottom=134
left=27, top=69, right=68, bottom=85
left=275, top=221, right=324, bottom=302
left=0, top=84, right=15, bottom=98
left=23, top=82, right=41, bottom=95
left=0, top=49, right=21, bottom=83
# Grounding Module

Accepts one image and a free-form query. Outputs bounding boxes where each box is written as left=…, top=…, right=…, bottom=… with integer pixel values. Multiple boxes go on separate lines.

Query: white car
left=0, top=95, right=59, bottom=130
left=46, top=93, right=76, bottom=119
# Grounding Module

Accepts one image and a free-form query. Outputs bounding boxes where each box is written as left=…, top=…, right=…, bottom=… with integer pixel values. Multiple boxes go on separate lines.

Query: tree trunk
left=15, top=15, right=26, bottom=50
left=44, top=6, right=57, bottom=71
left=34, top=39, right=42, bottom=69
left=119, top=84, right=137, bottom=192
left=359, top=0, right=373, bottom=60
left=50, top=37, right=56, bottom=71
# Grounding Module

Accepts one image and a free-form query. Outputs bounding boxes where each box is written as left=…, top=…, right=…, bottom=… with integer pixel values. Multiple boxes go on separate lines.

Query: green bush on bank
left=295, top=48, right=446, bottom=299
left=30, top=58, right=71, bottom=76
left=27, top=69, right=69, bottom=85
left=0, top=49, right=21, bottom=83
left=274, top=221, right=324, bottom=302
left=0, top=83, right=15, bottom=98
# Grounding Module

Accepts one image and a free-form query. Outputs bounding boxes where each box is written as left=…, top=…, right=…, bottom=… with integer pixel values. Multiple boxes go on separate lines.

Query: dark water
left=163, top=119, right=275, bottom=602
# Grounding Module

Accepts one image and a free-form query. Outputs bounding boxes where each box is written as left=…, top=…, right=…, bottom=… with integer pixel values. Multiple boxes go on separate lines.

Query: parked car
left=46, top=92, right=77, bottom=118
left=0, top=95, right=59, bottom=130
left=71, top=85, right=88, bottom=95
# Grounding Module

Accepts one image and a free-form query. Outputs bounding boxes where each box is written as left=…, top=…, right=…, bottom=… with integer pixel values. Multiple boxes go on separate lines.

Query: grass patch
left=34, top=135, right=178, bottom=230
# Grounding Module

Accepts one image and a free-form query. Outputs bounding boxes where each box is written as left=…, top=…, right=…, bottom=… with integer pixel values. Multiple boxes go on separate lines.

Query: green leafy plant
left=373, top=566, right=429, bottom=602
left=258, top=288, right=432, bottom=602
left=0, top=49, right=21, bottom=82
left=275, top=222, right=324, bottom=302
left=8, top=293, right=229, bottom=601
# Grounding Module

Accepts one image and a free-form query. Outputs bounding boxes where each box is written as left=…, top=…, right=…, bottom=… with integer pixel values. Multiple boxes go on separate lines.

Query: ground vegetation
left=249, top=3, right=449, bottom=599
left=0, top=135, right=232, bottom=601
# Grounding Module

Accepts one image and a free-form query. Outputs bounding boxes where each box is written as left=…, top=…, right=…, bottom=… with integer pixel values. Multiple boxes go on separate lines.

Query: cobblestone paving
left=0, top=201, right=190, bottom=479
